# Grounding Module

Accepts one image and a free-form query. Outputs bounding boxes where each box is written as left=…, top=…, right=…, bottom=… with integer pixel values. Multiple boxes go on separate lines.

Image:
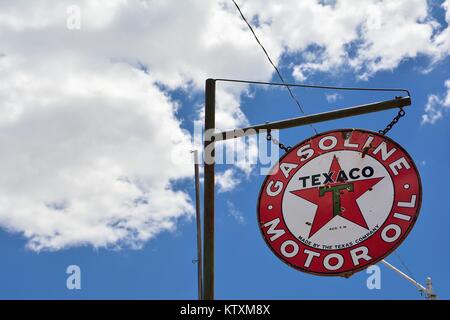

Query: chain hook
left=378, top=97, right=407, bottom=135
left=266, top=127, right=292, bottom=153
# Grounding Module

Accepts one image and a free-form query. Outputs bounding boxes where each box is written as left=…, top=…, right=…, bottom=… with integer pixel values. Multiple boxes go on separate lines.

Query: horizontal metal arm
left=214, top=96, right=411, bottom=141
left=215, top=78, right=411, bottom=97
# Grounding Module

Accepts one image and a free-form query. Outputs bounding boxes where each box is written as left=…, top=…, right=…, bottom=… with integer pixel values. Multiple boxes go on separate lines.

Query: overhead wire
left=231, top=0, right=318, bottom=135
left=394, top=251, right=417, bottom=281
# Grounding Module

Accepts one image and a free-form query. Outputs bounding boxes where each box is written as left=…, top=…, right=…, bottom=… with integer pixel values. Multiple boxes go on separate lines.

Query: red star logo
left=291, top=155, right=384, bottom=238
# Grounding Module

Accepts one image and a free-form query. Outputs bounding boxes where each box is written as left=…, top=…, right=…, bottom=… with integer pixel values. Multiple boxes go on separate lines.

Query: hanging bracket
left=213, top=96, right=411, bottom=141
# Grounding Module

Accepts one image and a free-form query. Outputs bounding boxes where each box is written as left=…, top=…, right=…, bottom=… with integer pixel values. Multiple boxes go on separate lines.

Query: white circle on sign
left=282, top=150, right=394, bottom=250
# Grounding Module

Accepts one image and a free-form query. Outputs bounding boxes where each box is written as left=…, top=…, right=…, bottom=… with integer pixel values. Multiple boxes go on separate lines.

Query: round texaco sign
left=258, top=129, right=421, bottom=277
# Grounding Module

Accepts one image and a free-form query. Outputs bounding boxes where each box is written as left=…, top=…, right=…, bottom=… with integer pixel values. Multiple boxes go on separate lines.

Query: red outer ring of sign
left=257, top=128, right=422, bottom=277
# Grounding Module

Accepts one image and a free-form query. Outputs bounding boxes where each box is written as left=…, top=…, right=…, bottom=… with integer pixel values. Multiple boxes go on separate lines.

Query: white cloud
left=216, top=169, right=240, bottom=193
left=422, top=94, right=443, bottom=125
left=240, top=0, right=449, bottom=80
left=325, top=93, right=342, bottom=103
left=421, top=81, right=450, bottom=125
left=434, top=0, right=450, bottom=60
left=226, top=200, right=245, bottom=225
left=444, top=79, right=450, bottom=107
left=0, top=0, right=275, bottom=251
left=0, top=56, right=195, bottom=251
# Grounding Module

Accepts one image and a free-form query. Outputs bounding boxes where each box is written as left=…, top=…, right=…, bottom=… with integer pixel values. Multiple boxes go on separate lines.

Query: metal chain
left=378, top=97, right=406, bottom=135
left=266, top=129, right=292, bottom=153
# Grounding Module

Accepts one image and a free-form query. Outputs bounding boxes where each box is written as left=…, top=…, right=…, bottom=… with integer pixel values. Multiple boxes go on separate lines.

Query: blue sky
left=1, top=51, right=449, bottom=300
left=0, top=0, right=449, bottom=299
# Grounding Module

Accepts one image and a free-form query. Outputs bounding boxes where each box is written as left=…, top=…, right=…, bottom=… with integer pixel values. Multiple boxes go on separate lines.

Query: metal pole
left=214, top=96, right=411, bottom=141
left=191, top=150, right=203, bottom=300
left=203, top=79, right=216, bottom=300
left=381, top=259, right=437, bottom=299
left=381, top=259, right=427, bottom=292
left=426, top=277, right=437, bottom=300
